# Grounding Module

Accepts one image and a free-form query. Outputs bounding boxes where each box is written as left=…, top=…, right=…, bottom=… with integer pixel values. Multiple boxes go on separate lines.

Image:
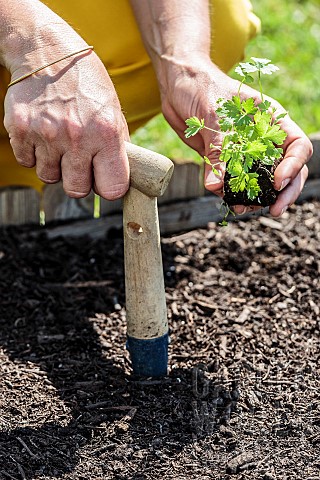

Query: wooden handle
left=124, top=187, right=168, bottom=340
left=125, top=142, right=174, bottom=198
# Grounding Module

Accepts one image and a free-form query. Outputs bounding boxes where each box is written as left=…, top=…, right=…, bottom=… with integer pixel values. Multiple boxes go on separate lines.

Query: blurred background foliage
left=132, top=0, right=320, bottom=161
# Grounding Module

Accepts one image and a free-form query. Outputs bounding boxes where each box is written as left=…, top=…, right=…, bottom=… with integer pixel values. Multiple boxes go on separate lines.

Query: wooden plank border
left=0, top=134, right=320, bottom=228
left=0, top=187, right=40, bottom=225
left=43, top=177, right=320, bottom=239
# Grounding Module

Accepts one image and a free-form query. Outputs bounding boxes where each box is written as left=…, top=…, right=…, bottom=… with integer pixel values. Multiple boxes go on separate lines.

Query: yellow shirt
left=0, top=0, right=260, bottom=190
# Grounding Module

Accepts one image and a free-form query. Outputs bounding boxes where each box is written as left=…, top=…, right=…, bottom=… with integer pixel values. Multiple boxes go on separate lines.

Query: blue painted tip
left=126, top=333, right=169, bottom=377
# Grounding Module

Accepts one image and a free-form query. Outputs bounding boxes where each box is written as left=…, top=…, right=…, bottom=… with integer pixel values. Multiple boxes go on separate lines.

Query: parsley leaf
left=184, top=117, right=205, bottom=138
left=244, top=140, right=267, bottom=158
left=263, top=124, right=287, bottom=145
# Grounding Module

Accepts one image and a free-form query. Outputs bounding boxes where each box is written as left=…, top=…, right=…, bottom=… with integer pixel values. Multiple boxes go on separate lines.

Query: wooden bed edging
left=0, top=134, right=320, bottom=230
left=42, top=177, right=320, bottom=239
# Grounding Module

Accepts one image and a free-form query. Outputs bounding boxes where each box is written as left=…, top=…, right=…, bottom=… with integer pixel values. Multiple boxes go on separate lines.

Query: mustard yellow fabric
left=0, top=0, right=260, bottom=191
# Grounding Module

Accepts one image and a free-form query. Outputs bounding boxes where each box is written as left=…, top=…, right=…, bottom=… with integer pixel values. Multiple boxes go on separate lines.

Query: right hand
left=4, top=36, right=130, bottom=200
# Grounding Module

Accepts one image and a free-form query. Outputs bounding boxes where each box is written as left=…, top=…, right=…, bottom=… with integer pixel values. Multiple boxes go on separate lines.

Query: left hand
left=159, top=55, right=312, bottom=217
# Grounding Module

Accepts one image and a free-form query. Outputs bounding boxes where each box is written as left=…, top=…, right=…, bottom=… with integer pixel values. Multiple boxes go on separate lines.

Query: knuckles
left=5, top=103, right=124, bottom=149
left=90, top=113, right=123, bottom=143
left=4, top=108, right=30, bottom=138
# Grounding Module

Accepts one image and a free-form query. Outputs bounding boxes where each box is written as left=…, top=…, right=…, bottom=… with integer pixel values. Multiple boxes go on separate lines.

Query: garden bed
left=0, top=200, right=319, bottom=479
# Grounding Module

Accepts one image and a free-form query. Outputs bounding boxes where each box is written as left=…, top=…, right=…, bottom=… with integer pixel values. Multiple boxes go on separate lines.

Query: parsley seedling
left=185, top=58, right=287, bottom=224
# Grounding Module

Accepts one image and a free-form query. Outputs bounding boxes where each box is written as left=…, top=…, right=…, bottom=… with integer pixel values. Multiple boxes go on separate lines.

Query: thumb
left=203, top=137, right=224, bottom=195
left=204, top=163, right=224, bottom=196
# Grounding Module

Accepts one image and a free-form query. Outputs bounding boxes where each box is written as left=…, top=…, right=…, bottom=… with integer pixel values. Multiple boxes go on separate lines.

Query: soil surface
left=0, top=200, right=319, bottom=480
left=224, top=162, right=278, bottom=207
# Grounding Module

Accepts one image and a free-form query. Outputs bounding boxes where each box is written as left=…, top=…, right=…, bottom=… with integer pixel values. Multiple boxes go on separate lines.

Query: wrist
left=0, top=2, right=87, bottom=74
left=156, top=53, right=223, bottom=98
left=3, top=25, right=87, bottom=76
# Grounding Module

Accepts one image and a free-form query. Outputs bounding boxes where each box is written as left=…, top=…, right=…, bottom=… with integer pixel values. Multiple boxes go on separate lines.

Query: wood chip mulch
left=0, top=200, right=319, bottom=480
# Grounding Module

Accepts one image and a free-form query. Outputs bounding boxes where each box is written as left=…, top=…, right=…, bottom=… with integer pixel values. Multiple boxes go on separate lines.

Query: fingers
left=60, top=151, right=92, bottom=197
left=225, top=116, right=312, bottom=216
left=9, top=136, right=36, bottom=168
left=4, top=52, right=131, bottom=200
left=203, top=126, right=225, bottom=195
left=8, top=124, right=36, bottom=168
left=269, top=165, right=308, bottom=217
left=163, top=105, right=206, bottom=155
left=93, top=141, right=130, bottom=200
left=270, top=117, right=312, bottom=217
left=273, top=118, right=313, bottom=191
left=91, top=115, right=130, bottom=200
left=13, top=140, right=129, bottom=200
left=232, top=205, right=261, bottom=215
left=10, top=128, right=129, bottom=199
left=60, top=135, right=129, bottom=200
left=274, top=137, right=313, bottom=191
left=220, top=163, right=309, bottom=218
left=35, top=144, right=61, bottom=183
left=10, top=132, right=130, bottom=200
left=230, top=163, right=309, bottom=218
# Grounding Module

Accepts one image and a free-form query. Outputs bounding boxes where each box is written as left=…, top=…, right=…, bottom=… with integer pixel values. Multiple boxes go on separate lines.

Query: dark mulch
left=0, top=201, right=319, bottom=480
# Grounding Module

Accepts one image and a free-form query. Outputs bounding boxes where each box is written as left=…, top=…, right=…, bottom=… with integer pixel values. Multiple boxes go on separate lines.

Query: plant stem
left=203, top=125, right=224, bottom=135
left=237, top=79, right=244, bottom=99
left=258, top=70, right=264, bottom=102
left=210, top=144, right=222, bottom=152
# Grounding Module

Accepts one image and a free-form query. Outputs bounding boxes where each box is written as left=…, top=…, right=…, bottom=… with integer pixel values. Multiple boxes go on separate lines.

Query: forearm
left=129, top=0, right=212, bottom=88
left=0, top=0, right=87, bottom=73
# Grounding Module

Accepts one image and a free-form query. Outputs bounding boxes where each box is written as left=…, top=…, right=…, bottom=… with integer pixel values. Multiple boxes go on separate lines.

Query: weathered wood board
left=0, top=136, right=319, bottom=229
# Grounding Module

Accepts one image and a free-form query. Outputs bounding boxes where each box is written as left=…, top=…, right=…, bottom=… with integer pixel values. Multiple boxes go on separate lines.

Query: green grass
left=131, top=114, right=202, bottom=163
left=132, top=0, right=320, bottom=159
left=245, top=0, right=320, bottom=135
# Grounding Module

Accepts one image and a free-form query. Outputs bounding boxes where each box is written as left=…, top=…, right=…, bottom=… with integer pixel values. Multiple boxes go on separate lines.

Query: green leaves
left=215, top=94, right=287, bottom=202
left=184, top=56, right=287, bottom=214
left=242, top=98, right=258, bottom=115
left=204, top=156, right=220, bottom=175
left=247, top=175, right=261, bottom=200
left=229, top=173, right=247, bottom=193
left=254, top=110, right=287, bottom=144
left=251, top=57, right=279, bottom=75
left=244, top=140, right=267, bottom=158
left=235, top=57, right=279, bottom=78
left=217, top=96, right=256, bottom=129
left=263, top=124, right=287, bottom=145
left=229, top=172, right=260, bottom=200
left=254, top=110, right=272, bottom=136
left=184, top=117, right=204, bottom=138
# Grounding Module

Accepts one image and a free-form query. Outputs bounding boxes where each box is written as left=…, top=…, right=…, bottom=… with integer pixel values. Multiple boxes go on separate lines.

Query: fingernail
left=205, top=169, right=221, bottom=186
left=237, top=206, right=247, bottom=215
left=280, top=205, right=288, bottom=215
left=280, top=178, right=291, bottom=191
